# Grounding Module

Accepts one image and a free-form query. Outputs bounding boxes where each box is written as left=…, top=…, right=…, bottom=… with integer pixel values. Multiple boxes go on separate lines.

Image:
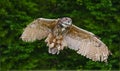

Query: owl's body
left=21, top=17, right=111, bottom=62
left=45, top=18, right=71, bottom=54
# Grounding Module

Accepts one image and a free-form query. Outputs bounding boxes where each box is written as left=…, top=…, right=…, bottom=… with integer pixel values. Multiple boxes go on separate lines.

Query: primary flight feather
left=20, top=17, right=111, bottom=62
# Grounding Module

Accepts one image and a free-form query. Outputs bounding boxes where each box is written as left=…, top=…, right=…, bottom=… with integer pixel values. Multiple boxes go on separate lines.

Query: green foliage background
left=0, top=0, right=120, bottom=70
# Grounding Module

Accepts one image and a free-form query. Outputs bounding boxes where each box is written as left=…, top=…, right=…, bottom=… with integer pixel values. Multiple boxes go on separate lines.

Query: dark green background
left=0, top=0, right=120, bottom=70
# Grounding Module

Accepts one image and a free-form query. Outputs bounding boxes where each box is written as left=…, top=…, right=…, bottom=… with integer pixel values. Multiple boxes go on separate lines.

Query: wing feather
left=20, top=18, right=58, bottom=42
left=64, top=25, right=111, bottom=62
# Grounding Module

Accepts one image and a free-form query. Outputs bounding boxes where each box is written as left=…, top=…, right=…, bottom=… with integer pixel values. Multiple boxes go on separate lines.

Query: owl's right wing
left=20, top=18, right=59, bottom=42
left=64, top=25, right=111, bottom=62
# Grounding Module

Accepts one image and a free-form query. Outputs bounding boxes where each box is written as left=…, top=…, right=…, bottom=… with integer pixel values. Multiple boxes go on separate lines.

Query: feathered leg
left=45, top=33, right=67, bottom=54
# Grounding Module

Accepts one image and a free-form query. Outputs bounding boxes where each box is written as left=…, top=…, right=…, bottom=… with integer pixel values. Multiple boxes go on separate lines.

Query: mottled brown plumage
left=20, top=17, right=111, bottom=62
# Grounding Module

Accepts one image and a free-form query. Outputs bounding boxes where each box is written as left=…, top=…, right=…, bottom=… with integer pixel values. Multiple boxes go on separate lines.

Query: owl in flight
left=21, top=17, right=111, bottom=62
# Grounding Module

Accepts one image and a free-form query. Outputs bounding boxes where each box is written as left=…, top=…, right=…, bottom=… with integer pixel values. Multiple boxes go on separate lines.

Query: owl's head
left=58, top=17, right=72, bottom=28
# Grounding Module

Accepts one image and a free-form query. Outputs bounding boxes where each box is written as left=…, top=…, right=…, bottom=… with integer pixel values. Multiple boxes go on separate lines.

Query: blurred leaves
left=0, top=0, right=120, bottom=70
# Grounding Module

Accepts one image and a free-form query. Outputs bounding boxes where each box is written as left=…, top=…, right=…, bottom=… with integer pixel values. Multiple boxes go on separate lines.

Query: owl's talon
left=57, top=45, right=61, bottom=50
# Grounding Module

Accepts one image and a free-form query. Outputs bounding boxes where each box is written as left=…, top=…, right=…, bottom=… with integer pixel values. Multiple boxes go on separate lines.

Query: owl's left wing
left=64, top=25, right=111, bottom=62
left=20, top=18, right=58, bottom=42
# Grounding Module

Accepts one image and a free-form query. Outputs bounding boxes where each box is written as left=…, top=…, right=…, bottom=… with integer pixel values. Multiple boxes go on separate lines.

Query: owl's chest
left=53, top=26, right=68, bottom=37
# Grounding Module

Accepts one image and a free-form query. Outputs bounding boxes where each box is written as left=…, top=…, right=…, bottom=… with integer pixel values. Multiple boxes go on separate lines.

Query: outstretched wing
left=20, top=18, right=58, bottom=42
left=64, top=25, right=111, bottom=62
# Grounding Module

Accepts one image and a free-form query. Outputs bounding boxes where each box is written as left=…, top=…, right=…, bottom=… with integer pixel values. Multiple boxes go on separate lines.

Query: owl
left=20, top=17, right=112, bottom=62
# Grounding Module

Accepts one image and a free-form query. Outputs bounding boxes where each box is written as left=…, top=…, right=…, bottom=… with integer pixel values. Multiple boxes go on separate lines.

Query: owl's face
left=59, top=17, right=72, bottom=28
